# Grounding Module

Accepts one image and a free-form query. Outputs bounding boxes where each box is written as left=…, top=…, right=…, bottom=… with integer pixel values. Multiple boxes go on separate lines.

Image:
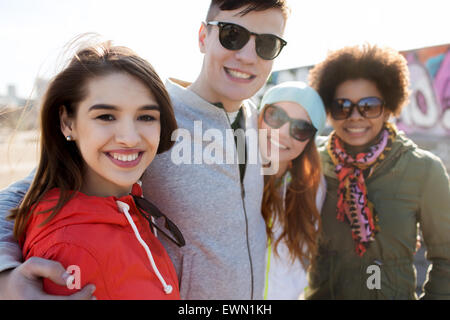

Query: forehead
left=83, top=72, right=155, bottom=105
left=213, top=7, right=286, bottom=36
left=335, top=78, right=382, bottom=100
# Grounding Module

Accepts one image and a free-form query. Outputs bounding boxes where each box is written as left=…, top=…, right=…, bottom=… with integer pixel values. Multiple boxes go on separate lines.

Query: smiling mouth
left=224, top=67, right=255, bottom=80
left=270, top=138, right=288, bottom=150
left=106, top=152, right=144, bottom=168
left=345, top=127, right=368, bottom=133
left=110, top=152, right=140, bottom=162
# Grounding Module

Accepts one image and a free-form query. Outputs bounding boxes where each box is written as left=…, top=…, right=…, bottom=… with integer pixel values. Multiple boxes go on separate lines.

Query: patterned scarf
left=327, top=122, right=397, bottom=256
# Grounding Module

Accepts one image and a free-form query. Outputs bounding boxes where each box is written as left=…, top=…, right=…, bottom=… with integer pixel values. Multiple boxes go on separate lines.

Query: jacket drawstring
left=116, top=200, right=173, bottom=295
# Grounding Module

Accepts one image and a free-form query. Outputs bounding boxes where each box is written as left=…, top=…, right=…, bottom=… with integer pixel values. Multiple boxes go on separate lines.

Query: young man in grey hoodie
left=0, top=0, right=289, bottom=300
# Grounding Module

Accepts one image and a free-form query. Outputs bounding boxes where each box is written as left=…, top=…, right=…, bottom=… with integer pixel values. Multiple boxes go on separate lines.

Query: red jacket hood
left=22, top=186, right=143, bottom=257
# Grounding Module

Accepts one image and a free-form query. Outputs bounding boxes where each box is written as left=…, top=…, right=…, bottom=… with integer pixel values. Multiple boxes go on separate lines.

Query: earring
left=66, top=135, right=73, bottom=141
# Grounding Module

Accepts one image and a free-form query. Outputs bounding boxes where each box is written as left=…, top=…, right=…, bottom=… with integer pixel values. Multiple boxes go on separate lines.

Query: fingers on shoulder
left=21, top=257, right=67, bottom=284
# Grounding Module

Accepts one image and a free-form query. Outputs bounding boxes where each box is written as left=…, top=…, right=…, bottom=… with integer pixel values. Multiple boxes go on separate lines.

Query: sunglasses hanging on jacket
left=132, top=194, right=186, bottom=248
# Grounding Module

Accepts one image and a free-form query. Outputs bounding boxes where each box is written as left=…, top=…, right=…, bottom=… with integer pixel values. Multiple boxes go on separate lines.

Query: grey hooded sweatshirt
left=0, top=79, right=266, bottom=300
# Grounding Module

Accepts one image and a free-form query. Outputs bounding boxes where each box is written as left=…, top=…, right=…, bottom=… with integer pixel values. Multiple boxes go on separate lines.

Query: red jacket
left=21, top=184, right=180, bottom=300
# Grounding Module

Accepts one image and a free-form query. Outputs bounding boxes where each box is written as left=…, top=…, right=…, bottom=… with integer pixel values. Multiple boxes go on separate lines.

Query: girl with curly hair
left=306, top=44, right=450, bottom=299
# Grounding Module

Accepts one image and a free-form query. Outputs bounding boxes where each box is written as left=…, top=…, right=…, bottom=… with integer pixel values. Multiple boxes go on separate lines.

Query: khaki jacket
left=306, top=132, right=450, bottom=300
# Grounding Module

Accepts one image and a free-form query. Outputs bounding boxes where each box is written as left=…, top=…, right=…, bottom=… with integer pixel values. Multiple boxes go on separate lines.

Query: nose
left=268, top=121, right=289, bottom=143
left=115, top=119, right=140, bottom=146
left=278, top=121, right=291, bottom=138
left=234, top=36, right=258, bottom=64
left=348, top=105, right=364, bottom=120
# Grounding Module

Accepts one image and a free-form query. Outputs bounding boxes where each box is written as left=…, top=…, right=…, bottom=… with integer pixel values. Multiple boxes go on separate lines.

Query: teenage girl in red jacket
left=9, top=40, right=182, bottom=299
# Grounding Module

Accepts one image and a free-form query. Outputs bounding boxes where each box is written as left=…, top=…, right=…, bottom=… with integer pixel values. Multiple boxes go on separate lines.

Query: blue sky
left=1, top=0, right=448, bottom=98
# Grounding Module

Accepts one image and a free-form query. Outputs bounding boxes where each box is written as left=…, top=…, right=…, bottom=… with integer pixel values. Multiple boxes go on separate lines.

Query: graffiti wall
left=398, top=45, right=450, bottom=135
left=255, top=44, right=450, bottom=170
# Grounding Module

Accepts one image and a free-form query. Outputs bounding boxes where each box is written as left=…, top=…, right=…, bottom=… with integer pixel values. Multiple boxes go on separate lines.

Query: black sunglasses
left=331, top=97, right=385, bottom=120
left=206, top=21, right=287, bottom=60
left=132, top=195, right=185, bottom=248
left=263, top=104, right=317, bottom=142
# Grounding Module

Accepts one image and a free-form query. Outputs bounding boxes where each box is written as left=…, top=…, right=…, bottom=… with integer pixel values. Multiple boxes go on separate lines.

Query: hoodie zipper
left=223, top=107, right=254, bottom=300
left=240, top=180, right=254, bottom=299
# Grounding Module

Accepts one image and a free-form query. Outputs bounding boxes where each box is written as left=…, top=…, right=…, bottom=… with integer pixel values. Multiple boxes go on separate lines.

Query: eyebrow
left=88, top=104, right=160, bottom=112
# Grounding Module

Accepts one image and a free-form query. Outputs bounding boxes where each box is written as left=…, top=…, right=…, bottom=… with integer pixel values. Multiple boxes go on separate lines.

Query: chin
left=222, top=84, right=260, bottom=101
left=345, top=137, right=372, bottom=147
left=271, top=153, right=295, bottom=166
left=110, top=175, right=141, bottom=189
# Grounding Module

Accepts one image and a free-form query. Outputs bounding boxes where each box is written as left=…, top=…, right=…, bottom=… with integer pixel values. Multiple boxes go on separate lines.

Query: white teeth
left=111, top=153, right=139, bottom=162
left=226, top=68, right=252, bottom=79
left=270, top=138, right=288, bottom=150
left=347, top=128, right=367, bottom=133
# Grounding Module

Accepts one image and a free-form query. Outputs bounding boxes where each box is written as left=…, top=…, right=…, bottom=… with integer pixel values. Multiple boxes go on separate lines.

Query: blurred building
left=0, top=84, right=27, bottom=108
left=0, top=78, right=48, bottom=130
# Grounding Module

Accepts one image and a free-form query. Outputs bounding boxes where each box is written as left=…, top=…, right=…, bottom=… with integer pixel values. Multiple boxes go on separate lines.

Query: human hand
left=0, top=257, right=96, bottom=300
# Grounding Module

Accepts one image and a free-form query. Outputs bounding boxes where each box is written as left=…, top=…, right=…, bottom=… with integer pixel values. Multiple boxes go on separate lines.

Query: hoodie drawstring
left=116, top=200, right=173, bottom=295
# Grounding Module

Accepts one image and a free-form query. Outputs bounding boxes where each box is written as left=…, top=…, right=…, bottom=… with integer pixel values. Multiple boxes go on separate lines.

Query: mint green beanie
left=260, top=81, right=326, bottom=134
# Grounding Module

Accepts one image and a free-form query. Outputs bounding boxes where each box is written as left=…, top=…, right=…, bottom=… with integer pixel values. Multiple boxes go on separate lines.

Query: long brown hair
left=9, top=40, right=177, bottom=240
left=261, top=123, right=322, bottom=269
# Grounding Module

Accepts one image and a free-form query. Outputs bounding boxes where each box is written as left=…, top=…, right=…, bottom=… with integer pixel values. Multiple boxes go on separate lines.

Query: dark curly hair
left=308, top=44, right=410, bottom=116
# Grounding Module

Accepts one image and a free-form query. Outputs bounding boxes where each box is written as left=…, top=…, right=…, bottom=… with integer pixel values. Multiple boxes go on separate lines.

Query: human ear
left=198, top=23, right=207, bottom=54
left=59, top=105, right=76, bottom=140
